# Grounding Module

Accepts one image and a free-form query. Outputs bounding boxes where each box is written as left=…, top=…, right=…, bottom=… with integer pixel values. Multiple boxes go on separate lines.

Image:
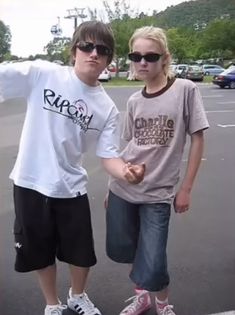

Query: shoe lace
left=160, top=305, right=175, bottom=315
left=122, top=292, right=146, bottom=314
left=49, top=304, right=67, bottom=315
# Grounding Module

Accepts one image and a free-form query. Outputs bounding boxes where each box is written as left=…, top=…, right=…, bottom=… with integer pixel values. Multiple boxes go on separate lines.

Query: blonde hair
left=129, top=26, right=174, bottom=78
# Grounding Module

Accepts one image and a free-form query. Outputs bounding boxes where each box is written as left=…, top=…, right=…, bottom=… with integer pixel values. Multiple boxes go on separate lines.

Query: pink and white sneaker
left=119, top=289, right=151, bottom=315
left=156, top=302, right=176, bottom=315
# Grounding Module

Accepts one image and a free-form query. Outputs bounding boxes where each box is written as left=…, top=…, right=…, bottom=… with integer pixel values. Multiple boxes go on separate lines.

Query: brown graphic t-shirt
left=109, top=78, right=209, bottom=204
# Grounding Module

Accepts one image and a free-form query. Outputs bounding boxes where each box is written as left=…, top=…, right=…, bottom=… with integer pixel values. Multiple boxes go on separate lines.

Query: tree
left=200, top=19, right=235, bottom=60
left=102, top=0, right=141, bottom=76
left=0, top=20, right=11, bottom=62
left=44, top=37, right=71, bottom=64
left=87, top=8, right=98, bottom=21
left=167, top=28, right=189, bottom=63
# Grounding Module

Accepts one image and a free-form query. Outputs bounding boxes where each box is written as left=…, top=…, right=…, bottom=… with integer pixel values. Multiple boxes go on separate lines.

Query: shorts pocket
left=13, top=219, right=22, bottom=234
left=13, top=219, right=24, bottom=252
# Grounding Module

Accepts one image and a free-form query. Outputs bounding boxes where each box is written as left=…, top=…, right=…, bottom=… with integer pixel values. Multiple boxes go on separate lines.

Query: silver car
left=202, top=64, right=225, bottom=76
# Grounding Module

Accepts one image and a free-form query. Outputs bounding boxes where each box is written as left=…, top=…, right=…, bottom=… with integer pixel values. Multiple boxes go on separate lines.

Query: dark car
left=212, top=67, right=235, bottom=89
left=184, top=65, right=204, bottom=81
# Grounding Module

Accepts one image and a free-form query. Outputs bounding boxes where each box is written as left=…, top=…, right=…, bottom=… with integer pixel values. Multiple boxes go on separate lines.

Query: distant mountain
left=153, top=0, right=235, bottom=29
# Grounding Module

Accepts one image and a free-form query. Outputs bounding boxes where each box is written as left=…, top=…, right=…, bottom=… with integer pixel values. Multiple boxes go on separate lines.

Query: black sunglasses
left=76, top=41, right=112, bottom=56
left=128, top=52, right=163, bottom=63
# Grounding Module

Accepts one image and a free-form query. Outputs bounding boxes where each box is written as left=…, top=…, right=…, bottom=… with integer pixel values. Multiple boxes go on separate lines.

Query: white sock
left=71, top=292, right=85, bottom=298
left=155, top=297, right=169, bottom=307
left=46, top=302, right=61, bottom=308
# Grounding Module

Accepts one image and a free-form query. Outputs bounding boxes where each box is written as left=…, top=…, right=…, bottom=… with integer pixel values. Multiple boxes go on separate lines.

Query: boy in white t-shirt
left=0, top=21, right=145, bottom=315
left=106, top=26, right=209, bottom=315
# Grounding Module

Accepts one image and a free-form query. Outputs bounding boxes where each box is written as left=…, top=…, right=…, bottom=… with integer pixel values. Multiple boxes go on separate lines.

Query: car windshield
left=221, top=68, right=235, bottom=75
left=188, top=66, right=202, bottom=71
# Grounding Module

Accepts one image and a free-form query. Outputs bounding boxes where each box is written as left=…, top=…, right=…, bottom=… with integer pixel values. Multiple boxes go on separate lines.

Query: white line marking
left=202, top=95, right=223, bottom=98
left=217, top=124, right=235, bottom=128
left=182, top=158, right=207, bottom=162
left=209, top=311, right=235, bottom=315
left=206, top=110, right=235, bottom=113
left=218, top=101, right=235, bottom=104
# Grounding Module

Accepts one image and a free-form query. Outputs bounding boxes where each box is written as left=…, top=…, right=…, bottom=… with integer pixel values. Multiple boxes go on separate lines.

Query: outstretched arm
left=174, top=130, right=204, bottom=213
left=0, top=61, right=34, bottom=102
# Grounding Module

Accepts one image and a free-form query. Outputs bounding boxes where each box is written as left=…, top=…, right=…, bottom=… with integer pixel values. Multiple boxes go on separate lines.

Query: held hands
left=123, top=162, right=145, bottom=184
left=174, top=188, right=191, bottom=213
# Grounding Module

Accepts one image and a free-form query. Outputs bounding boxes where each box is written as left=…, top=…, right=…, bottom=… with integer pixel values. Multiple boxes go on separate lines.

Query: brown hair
left=70, top=21, right=115, bottom=64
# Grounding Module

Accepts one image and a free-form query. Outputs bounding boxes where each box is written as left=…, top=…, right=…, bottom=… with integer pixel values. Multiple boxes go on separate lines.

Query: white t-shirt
left=0, top=60, right=120, bottom=198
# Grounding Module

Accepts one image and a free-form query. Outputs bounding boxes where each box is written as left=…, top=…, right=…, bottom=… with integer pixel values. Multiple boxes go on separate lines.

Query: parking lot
left=0, top=83, right=235, bottom=315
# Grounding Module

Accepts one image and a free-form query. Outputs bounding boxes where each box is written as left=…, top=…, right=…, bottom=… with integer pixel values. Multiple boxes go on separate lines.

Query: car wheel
left=229, top=81, right=235, bottom=89
left=205, top=71, right=209, bottom=76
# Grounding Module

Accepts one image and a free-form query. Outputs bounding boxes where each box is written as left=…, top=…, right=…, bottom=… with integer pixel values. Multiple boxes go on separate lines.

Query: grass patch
left=203, top=75, right=213, bottom=83
left=101, top=76, right=213, bottom=86
left=102, top=77, right=144, bottom=86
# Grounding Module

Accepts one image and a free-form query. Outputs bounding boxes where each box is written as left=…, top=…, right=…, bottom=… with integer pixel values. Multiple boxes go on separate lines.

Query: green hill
left=153, top=0, right=235, bottom=29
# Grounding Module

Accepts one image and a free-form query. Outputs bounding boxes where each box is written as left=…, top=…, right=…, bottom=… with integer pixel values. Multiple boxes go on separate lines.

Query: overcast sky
left=0, top=0, right=190, bottom=57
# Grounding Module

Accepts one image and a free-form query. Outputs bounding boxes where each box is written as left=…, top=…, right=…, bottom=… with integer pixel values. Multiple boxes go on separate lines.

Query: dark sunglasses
left=128, top=52, right=163, bottom=63
left=76, top=41, right=112, bottom=56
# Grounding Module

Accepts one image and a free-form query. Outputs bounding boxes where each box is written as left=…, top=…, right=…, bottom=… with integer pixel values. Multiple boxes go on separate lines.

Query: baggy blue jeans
left=106, top=190, right=171, bottom=291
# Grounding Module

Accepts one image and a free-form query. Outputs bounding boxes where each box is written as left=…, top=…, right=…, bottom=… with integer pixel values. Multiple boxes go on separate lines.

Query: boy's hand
left=123, top=162, right=145, bottom=184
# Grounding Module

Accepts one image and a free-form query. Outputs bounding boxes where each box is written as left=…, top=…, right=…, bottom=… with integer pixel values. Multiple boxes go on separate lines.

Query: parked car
left=98, top=68, right=111, bottom=82
left=184, top=65, right=204, bottom=81
left=53, top=60, right=64, bottom=65
left=228, top=63, right=235, bottom=69
left=202, top=64, right=225, bottom=76
left=174, top=64, right=188, bottom=77
left=212, top=67, right=235, bottom=89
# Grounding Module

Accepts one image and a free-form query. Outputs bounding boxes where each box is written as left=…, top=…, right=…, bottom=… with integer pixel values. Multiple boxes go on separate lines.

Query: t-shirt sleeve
left=122, top=99, right=134, bottom=141
left=184, top=84, right=209, bottom=134
left=96, top=106, right=121, bottom=158
left=0, top=61, right=36, bottom=102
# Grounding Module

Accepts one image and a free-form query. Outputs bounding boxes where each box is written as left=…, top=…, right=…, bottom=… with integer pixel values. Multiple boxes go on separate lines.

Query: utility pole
left=64, top=8, right=87, bottom=30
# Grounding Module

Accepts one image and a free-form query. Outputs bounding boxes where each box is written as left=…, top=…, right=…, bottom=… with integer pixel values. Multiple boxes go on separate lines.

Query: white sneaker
left=67, top=288, right=102, bottom=315
left=44, top=303, right=67, bottom=315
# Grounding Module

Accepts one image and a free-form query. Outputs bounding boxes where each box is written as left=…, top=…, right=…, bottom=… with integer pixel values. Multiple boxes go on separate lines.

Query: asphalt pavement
left=0, top=83, right=235, bottom=315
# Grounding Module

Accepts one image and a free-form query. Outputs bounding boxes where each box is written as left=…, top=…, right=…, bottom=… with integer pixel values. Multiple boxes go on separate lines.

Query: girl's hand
left=174, top=188, right=190, bottom=213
